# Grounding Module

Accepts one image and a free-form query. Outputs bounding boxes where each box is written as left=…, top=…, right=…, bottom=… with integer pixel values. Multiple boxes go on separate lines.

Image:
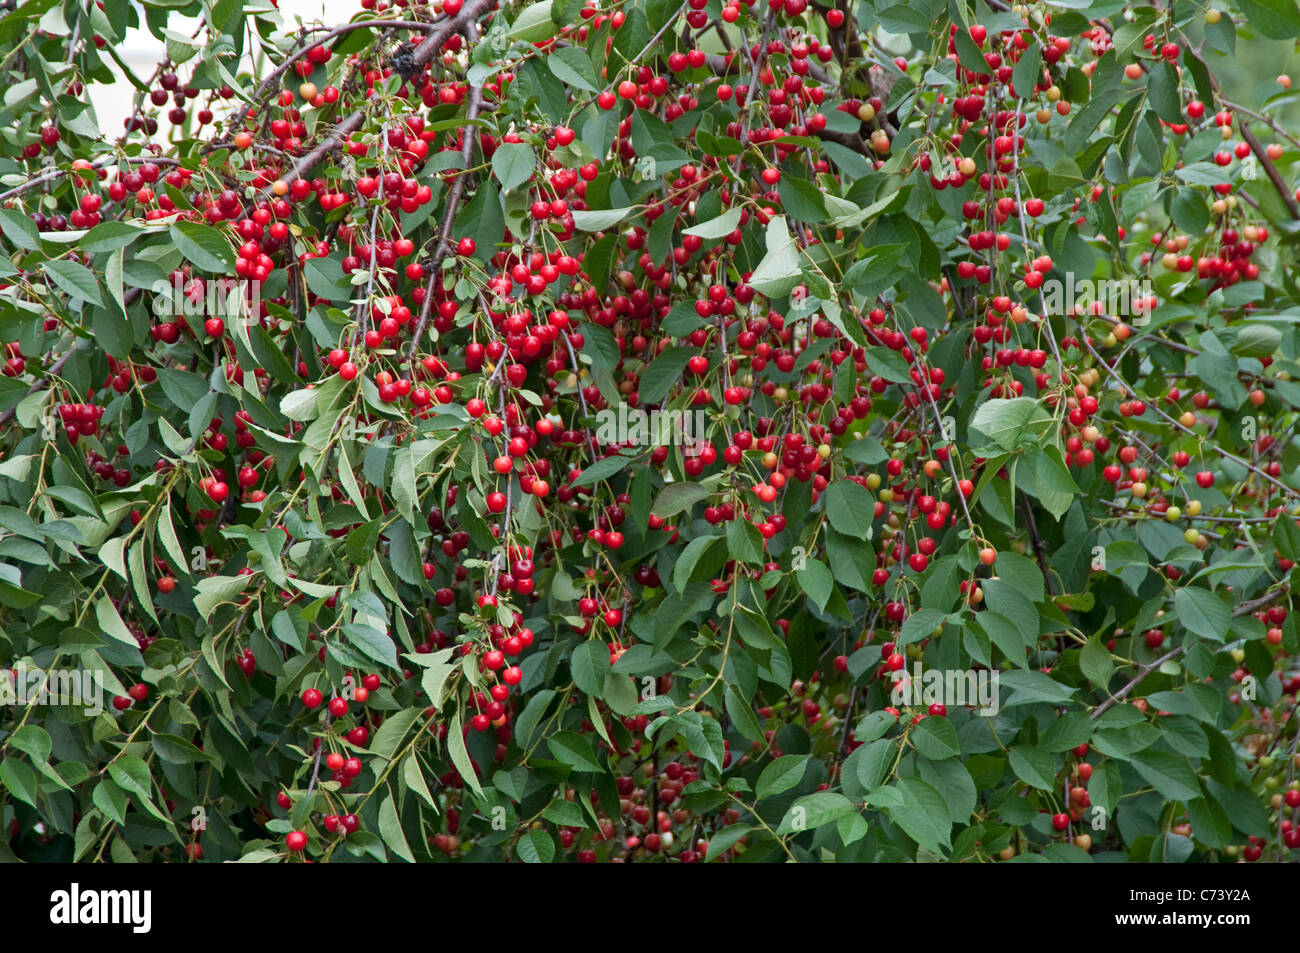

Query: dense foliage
left=2, top=0, right=1300, bottom=863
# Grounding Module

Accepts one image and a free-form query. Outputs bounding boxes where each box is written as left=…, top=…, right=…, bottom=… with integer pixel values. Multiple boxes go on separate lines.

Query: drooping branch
left=1240, top=121, right=1300, bottom=220
left=261, top=0, right=496, bottom=197
left=1090, top=585, right=1290, bottom=720
left=228, top=18, right=450, bottom=139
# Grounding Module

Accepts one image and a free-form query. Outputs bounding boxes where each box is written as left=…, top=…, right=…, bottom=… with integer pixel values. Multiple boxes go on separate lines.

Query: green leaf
left=777, top=791, right=857, bottom=833
left=1080, top=634, right=1115, bottom=688
left=81, top=220, right=146, bottom=255
left=1041, top=713, right=1095, bottom=752
left=0, top=760, right=38, bottom=807
left=796, top=559, right=834, bottom=612
left=378, top=793, right=416, bottom=862
left=725, top=517, right=764, bottom=565
left=342, top=624, right=399, bottom=671
left=844, top=435, right=888, bottom=465
left=886, top=778, right=952, bottom=853
left=1130, top=751, right=1202, bottom=802
left=637, top=348, right=692, bottom=404
left=1000, top=670, right=1076, bottom=706
left=106, top=756, right=168, bottom=821
left=492, top=142, right=535, bottom=193
left=747, top=215, right=801, bottom=298
left=671, top=537, right=721, bottom=592
left=683, top=207, right=742, bottom=239
left=151, top=733, right=208, bottom=764
left=777, top=176, right=828, bottom=222
left=898, top=607, right=947, bottom=646
left=280, top=388, right=321, bottom=421
left=705, top=823, right=751, bottom=860
left=508, top=0, right=558, bottom=41
left=548, top=46, right=598, bottom=91
left=569, top=640, right=610, bottom=697
left=447, top=711, right=484, bottom=797
left=456, top=181, right=503, bottom=261
left=970, top=397, right=1053, bottom=452
left=1146, top=59, right=1183, bottom=125
left=1173, top=587, right=1230, bottom=642
left=577, top=453, right=633, bottom=484
left=0, top=208, right=40, bottom=250
left=8, top=725, right=51, bottom=763
left=862, top=347, right=911, bottom=384
left=548, top=730, right=602, bottom=772
left=1008, top=745, right=1056, bottom=790
left=1236, top=0, right=1300, bottom=40
left=1027, top=447, right=1081, bottom=521
left=96, top=595, right=139, bottom=646
left=1233, top=324, right=1282, bottom=359
left=823, top=480, right=875, bottom=540
left=571, top=206, right=636, bottom=231
left=651, top=481, right=709, bottom=518
left=43, top=259, right=105, bottom=306
left=371, top=708, right=421, bottom=760
left=755, top=754, right=810, bottom=800
left=92, top=779, right=128, bottom=824
left=911, top=716, right=960, bottom=760
left=725, top=687, right=764, bottom=742
left=170, top=221, right=234, bottom=273
left=516, top=829, right=556, bottom=862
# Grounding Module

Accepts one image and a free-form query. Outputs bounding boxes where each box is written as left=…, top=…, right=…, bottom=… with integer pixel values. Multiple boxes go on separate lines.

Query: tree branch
left=260, top=0, right=495, bottom=196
